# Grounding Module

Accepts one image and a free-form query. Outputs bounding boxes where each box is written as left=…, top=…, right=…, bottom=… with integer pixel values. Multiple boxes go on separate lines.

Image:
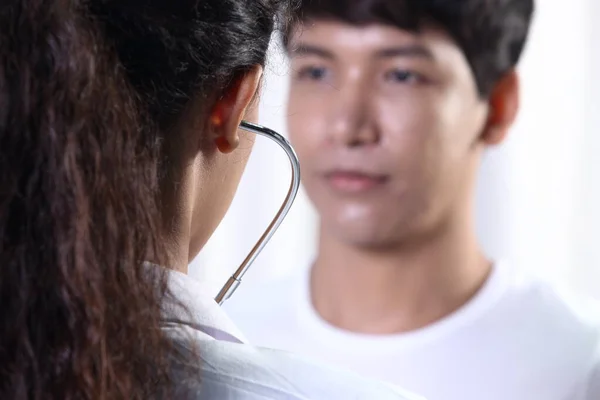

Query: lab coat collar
left=162, top=268, right=248, bottom=344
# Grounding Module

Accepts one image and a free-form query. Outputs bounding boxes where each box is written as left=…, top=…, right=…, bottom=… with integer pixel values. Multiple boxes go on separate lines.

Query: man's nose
left=329, top=78, right=379, bottom=147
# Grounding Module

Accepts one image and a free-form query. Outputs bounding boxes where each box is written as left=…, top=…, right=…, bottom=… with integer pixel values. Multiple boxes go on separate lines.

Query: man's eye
left=297, top=66, right=330, bottom=81
left=384, top=69, right=422, bottom=84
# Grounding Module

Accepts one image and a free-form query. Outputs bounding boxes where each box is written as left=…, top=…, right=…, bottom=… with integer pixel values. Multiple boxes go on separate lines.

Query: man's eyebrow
left=290, top=44, right=335, bottom=59
left=375, top=45, right=434, bottom=60
left=289, top=43, right=434, bottom=61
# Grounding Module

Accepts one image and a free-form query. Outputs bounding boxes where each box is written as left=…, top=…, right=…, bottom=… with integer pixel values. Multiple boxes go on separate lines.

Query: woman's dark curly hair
left=0, top=0, right=291, bottom=398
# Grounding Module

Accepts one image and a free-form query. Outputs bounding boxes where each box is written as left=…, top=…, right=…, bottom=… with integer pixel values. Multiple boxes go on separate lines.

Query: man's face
left=287, top=20, right=491, bottom=248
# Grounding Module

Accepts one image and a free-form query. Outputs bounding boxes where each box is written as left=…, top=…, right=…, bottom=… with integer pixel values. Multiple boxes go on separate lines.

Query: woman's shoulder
left=169, top=335, right=425, bottom=400
left=254, top=344, right=425, bottom=400
left=161, top=270, right=423, bottom=399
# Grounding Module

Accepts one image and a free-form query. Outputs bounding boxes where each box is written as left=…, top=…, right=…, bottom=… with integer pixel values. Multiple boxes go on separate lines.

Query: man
left=225, top=1, right=600, bottom=399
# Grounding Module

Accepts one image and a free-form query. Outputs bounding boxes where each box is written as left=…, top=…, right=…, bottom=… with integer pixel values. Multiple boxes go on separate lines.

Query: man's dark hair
left=286, top=0, right=535, bottom=97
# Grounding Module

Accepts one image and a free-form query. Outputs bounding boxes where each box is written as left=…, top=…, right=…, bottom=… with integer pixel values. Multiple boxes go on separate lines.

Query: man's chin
left=328, top=222, right=406, bottom=250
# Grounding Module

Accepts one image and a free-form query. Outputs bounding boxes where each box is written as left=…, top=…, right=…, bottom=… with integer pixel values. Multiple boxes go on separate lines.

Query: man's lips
left=324, top=170, right=389, bottom=193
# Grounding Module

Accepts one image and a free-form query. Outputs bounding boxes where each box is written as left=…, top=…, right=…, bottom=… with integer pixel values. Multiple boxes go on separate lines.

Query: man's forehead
left=289, top=21, right=445, bottom=63
left=289, top=20, right=462, bottom=66
left=292, top=20, right=419, bottom=46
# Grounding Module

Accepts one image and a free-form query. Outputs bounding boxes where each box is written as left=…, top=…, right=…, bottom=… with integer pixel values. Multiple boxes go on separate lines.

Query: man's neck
left=311, top=216, right=490, bottom=334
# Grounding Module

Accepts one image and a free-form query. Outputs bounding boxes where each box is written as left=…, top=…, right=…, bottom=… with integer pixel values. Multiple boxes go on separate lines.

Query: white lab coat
left=161, top=269, right=426, bottom=399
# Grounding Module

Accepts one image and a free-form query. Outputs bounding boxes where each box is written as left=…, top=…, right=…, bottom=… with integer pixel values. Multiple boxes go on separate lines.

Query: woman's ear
left=210, top=65, right=263, bottom=154
left=481, top=70, right=520, bottom=146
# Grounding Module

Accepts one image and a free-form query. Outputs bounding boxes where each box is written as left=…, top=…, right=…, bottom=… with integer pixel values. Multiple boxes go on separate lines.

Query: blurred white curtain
left=190, top=0, right=600, bottom=300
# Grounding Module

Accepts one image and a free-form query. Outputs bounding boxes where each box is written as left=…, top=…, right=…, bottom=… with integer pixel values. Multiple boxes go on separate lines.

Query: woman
left=0, top=0, right=423, bottom=398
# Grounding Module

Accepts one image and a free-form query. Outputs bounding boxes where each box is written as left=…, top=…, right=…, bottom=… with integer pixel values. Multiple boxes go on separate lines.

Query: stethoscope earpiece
left=214, top=120, right=301, bottom=305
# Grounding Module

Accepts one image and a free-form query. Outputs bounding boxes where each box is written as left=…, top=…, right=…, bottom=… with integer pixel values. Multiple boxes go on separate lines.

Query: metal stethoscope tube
left=215, top=120, right=301, bottom=305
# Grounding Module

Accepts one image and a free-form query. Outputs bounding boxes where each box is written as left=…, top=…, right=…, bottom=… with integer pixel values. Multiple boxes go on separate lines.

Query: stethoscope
left=215, top=120, right=301, bottom=305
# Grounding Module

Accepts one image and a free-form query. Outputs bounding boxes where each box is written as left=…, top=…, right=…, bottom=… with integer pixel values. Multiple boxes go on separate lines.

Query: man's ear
left=209, top=65, right=263, bottom=154
left=481, top=70, right=520, bottom=146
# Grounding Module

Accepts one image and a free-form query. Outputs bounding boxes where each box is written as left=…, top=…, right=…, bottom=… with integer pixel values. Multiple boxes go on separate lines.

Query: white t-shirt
left=162, top=269, right=425, bottom=399
left=224, top=262, right=600, bottom=400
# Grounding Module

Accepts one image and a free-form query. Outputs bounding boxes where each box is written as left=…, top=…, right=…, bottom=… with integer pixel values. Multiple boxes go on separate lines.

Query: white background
left=191, top=0, right=600, bottom=300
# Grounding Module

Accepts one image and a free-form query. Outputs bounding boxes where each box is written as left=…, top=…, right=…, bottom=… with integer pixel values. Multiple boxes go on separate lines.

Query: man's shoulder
left=499, top=265, right=600, bottom=335
left=492, top=264, right=600, bottom=386
left=563, top=340, right=600, bottom=400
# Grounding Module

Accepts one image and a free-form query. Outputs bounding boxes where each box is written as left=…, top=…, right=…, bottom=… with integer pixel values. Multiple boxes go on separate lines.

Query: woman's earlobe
left=215, top=136, right=237, bottom=153
left=210, top=104, right=239, bottom=154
